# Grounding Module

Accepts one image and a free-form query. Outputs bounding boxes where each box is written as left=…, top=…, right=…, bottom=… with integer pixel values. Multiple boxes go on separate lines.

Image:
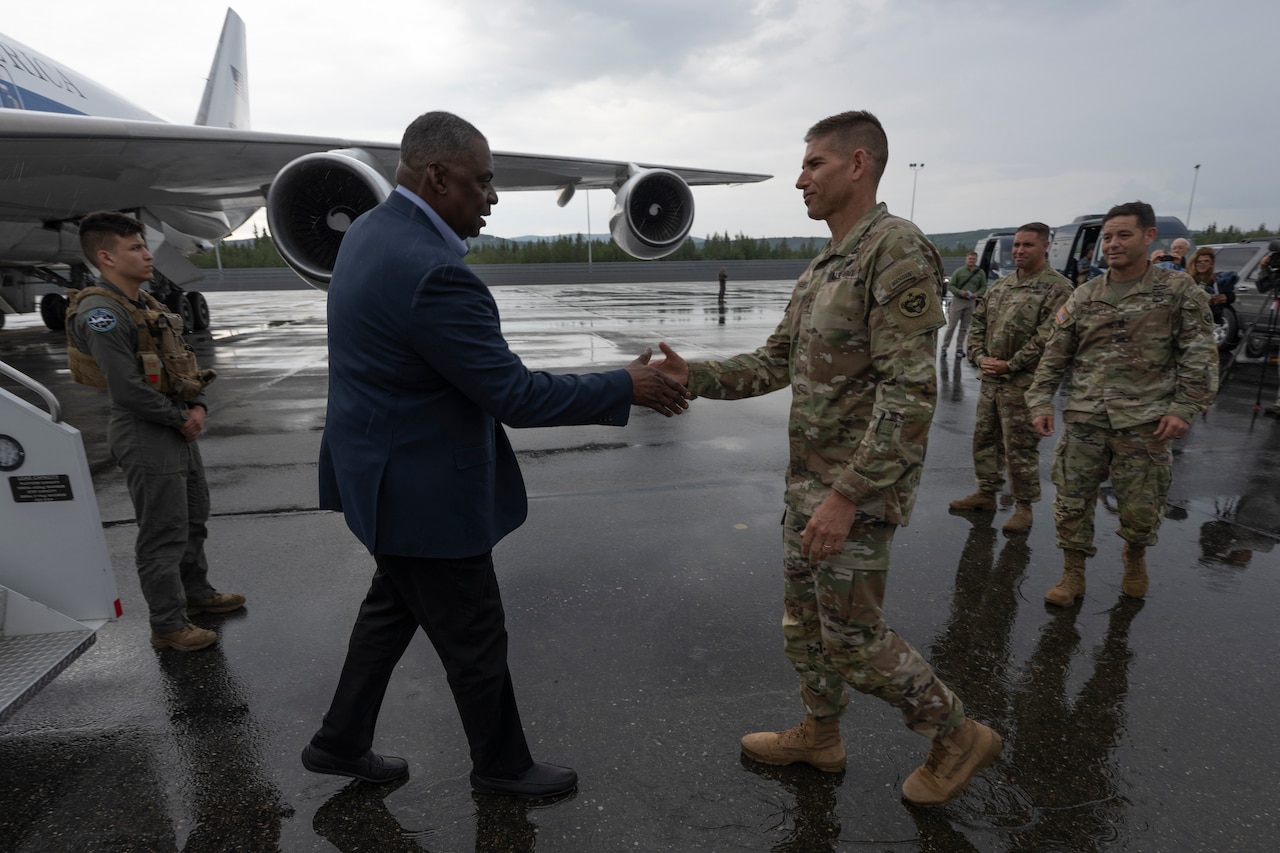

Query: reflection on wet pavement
left=1, top=282, right=1278, bottom=850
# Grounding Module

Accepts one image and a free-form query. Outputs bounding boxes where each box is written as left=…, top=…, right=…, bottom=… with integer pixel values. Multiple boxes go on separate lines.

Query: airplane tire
left=187, top=292, right=211, bottom=331
left=40, top=293, right=68, bottom=331
left=164, top=291, right=195, bottom=334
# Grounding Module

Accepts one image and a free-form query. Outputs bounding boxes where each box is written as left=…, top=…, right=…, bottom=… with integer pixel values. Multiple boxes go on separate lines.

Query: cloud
left=2, top=0, right=1276, bottom=241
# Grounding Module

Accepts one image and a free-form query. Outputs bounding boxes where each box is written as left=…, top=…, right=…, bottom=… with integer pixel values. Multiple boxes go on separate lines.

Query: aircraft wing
left=0, top=110, right=769, bottom=220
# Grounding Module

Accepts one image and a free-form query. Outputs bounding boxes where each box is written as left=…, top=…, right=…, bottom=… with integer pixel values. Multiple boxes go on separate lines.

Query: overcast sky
left=4, top=0, right=1277, bottom=244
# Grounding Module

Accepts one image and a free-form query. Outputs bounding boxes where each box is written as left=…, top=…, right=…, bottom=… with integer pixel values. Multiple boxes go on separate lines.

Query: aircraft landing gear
left=186, top=291, right=210, bottom=332
left=40, top=292, right=68, bottom=332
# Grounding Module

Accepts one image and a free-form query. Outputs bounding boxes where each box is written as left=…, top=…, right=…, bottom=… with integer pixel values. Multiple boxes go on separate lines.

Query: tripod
left=1220, top=288, right=1280, bottom=412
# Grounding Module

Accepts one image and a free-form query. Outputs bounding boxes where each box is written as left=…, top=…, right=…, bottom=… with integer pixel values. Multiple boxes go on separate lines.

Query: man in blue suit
left=301, top=111, right=689, bottom=798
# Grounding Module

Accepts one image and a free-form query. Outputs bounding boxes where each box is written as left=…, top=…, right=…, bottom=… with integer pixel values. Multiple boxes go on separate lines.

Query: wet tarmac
left=1, top=281, right=1278, bottom=852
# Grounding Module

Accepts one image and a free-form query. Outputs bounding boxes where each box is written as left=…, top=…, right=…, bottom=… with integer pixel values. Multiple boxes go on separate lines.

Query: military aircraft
left=0, top=9, right=769, bottom=332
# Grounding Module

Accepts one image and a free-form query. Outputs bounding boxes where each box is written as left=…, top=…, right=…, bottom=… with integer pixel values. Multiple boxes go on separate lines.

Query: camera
left=1259, top=251, right=1280, bottom=294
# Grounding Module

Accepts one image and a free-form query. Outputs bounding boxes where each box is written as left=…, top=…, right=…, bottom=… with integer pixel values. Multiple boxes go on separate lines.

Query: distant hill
left=474, top=230, right=1012, bottom=256
left=926, top=229, right=1017, bottom=253
left=472, top=233, right=830, bottom=250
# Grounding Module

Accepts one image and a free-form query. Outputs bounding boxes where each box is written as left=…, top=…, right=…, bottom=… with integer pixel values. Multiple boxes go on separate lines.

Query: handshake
left=625, top=341, right=691, bottom=417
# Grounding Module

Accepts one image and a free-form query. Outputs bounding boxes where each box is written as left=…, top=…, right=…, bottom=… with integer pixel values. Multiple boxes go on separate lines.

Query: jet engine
left=266, top=149, right=392, bottom=289
left=608, top=168, right=695, bottom=260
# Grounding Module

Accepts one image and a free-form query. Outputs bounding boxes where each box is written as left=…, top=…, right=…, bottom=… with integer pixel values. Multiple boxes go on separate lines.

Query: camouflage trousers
left=781, top=510, right=965, bottom=739
left=973, top=381, right=1042, bottom=502
left=1050, top=420, right=1173, bottom=557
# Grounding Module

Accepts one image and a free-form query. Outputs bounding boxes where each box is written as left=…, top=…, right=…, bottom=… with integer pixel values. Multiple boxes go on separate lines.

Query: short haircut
left=400, top=111, right=486, bottom=172
left=1103, top=201, right=1156, bottom=231
left=1016, top=222, right=1051, bottom=240
left=79, top=210, right=145, bottom=262
left=804, top=110, right=888, bottom=184
left=966, top=251, right=978, bottom=257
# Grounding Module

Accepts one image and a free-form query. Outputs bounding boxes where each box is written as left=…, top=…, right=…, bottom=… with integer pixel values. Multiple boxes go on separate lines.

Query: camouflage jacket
left=1026, top=264, right=1218, bottom=427
left=687, top=203, right=945, bottom=526
left=967, top=266, right=1073, bottom=388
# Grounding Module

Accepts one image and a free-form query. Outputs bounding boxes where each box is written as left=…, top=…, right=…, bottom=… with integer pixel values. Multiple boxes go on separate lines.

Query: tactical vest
left=66, top=286, right=216, bottom=403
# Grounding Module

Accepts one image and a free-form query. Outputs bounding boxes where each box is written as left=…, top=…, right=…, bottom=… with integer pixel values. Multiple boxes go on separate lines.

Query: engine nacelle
left=608, top=168, right=695, bottom=260
left=266, top=149, right=392, bottom=289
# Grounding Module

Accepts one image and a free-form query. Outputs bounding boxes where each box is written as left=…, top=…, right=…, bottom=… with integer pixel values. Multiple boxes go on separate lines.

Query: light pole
left=1186, top=163, right=1201, bottom=227
left=909, top=163, right=925, bottom=221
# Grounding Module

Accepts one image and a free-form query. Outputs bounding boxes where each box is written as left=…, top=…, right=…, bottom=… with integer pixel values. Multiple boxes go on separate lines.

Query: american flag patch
left=1055, top=304, right=1070, bottom=325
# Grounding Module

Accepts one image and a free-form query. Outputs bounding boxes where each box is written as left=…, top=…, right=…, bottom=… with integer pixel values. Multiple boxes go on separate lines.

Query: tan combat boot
left=150, top=624, right=217, bottom=652
left=901, top=718, right=1003, bottom=806
left=1121, top=542, right=1149, bottom=598
left=949, top=491, right=997, bottom=512
left=740, top=715, right=846, bottom=772
left=1002, top=502, right=1033, bottom=533
left=1045, top=550, right=1087, bottom=606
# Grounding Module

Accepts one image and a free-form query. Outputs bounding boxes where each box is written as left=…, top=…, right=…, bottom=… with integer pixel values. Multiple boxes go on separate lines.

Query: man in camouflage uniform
left=950, top=223, right=1073, bottom=533
left=654, top=111, right=1001, bottom=806
left=1028, top=201, right=1218, bottom=606
left=69, top=211, right=244, bottom=651
left=940, top=251, right=985, bottom=359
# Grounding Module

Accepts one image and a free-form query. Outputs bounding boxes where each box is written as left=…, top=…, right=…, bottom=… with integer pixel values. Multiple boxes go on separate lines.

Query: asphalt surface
left=1, top=281, right=1278, bottom=852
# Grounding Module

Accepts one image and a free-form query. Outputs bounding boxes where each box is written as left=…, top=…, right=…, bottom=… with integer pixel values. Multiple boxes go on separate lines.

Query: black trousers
left=311, top=551, right=533, bottom=778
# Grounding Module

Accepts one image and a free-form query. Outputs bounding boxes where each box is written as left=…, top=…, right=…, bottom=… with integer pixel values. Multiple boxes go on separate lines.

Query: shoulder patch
left=85, top=307, right=118, bottom=333
left=1055, top=304, right=1071, bottom=325
left=898, top=287, right=930, bottom=318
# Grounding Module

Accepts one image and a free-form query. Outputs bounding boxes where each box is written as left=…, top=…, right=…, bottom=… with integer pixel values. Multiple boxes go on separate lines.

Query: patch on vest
left=86, top=307, right=118, bottom=333
left=897, top=287, right=930, bottom=318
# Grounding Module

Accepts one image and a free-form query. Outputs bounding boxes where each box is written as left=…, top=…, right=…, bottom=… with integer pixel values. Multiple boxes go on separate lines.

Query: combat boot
left=1002, top=502, right=1033, bottom=533
left=1045, top=550, right=1087, bottom=606
left=901, top=718, right=1003, bottom=806
left=1121, top=542, right=1149, bottom=598
left=740, top=715, right=845, bottom=772
left=150, top=624, right=217, bottom=652
left=949, top=491, right=997, bottom=512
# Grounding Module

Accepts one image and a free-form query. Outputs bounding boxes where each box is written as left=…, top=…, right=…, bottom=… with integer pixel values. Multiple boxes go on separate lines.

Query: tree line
left=192, top=224, right=1278, bottom=270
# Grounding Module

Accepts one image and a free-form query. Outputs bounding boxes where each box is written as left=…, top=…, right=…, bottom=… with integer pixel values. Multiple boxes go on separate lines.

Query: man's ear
left=95, top=248, right=115, bottom=269
left=425, top=161, right=449, bottom=195
left=848, top=148, right=869, bottom=181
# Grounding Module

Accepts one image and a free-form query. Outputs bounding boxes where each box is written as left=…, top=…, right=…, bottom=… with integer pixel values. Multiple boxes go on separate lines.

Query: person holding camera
left=1260, top=240, right=1280, bottom=417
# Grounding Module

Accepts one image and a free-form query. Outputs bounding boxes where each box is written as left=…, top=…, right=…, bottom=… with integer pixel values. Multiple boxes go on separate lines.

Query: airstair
left=0, top=359, right=119, bottom=724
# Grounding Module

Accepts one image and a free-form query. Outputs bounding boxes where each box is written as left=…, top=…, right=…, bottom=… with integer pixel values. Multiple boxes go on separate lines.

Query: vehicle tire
left=1245, top=334, right=1270, bottom=360
left=186, top=291, right=210, bottom=331
left=164, top=290, right=195, bottom=333
left=40, top=292, right=68, bottom=331
left=1214, top=306, right=1238, bottom=351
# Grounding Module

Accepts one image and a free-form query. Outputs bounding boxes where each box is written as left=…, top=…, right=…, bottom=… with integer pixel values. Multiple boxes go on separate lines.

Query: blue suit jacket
left=319, top=191, right=633, bottom=558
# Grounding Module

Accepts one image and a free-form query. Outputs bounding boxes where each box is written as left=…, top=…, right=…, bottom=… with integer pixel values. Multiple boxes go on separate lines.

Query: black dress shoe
left=301, top=743, right=409, bottom=783
left=470, top=761, right=578, bottom=798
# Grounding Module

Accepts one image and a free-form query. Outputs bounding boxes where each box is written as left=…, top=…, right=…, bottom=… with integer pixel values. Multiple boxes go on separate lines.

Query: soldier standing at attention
left=940, top=251, right=985, bottom=359
left=654, top=110, right=1002, bottom=806
left=68, top=211, right=244, bottom=651
left=949, top=223, right=1073, bottom=533
left=1027, top=201, right=1218, bottom=606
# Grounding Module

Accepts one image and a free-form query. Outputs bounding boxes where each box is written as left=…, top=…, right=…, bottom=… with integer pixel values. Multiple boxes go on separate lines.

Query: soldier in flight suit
left=1027, top=202, right=1218, bottom=606
left=655, top=111, right=1002, bottom=807
left=950, top=223, right=1073, bottom=533
left=68, top=211, right=244, bottom=651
